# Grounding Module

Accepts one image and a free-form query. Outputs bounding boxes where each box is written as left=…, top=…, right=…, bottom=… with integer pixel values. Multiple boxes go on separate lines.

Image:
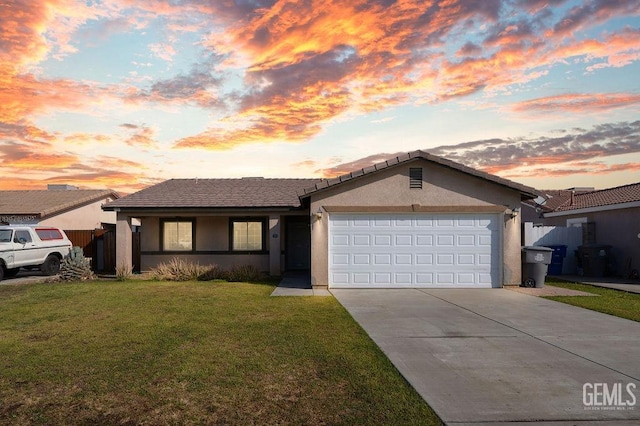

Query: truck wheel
left=41, top=255, right=61, bottom=276
left=5, top=268, right=20, bottom=278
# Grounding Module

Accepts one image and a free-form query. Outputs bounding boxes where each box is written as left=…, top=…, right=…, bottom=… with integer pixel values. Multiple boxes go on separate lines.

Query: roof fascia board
left=41, top=191, right=120, bottom=219
left=543, top=200, right=640, bottom=217
left=103, top=206, right=307, bottom=214
left=299, top=153, right=538, bottom=200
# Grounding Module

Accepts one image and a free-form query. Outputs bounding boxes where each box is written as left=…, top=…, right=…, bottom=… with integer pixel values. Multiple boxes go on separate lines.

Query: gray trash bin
left=521, top=246, right=553, bottom=288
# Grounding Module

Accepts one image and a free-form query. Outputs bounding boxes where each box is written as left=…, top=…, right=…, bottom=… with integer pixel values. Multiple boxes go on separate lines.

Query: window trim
left=229, top=217, right=267, bottom=253
left=160, top=218, right=196, bottom=252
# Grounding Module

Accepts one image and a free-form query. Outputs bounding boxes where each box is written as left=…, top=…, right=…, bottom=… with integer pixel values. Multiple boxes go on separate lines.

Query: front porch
left=115, top=212, right=310, bottom=276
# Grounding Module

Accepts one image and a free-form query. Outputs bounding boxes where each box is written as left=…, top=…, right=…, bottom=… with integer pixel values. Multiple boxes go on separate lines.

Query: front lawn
left=0, top=280, right=440, bottom=425
left=544, top=280, right=640, bottom=322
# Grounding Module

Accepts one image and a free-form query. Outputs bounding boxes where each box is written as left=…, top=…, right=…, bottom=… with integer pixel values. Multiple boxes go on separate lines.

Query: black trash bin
left=545, top=244, right=567, bottom=275
left=521, top=246, right=553, bottom=288
left=577, top=244, right=612, bottom=277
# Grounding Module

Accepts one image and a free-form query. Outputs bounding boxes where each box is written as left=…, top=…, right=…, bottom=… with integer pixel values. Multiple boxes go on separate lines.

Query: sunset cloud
left=1, top=1, right=639, bottom=191
left=513, top=93, right=640, bottom=114
left=318, top=121, right=640, bottom=180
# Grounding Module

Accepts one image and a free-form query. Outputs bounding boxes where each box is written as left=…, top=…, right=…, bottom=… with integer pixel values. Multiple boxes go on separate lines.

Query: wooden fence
left=63, top=228, right=131, bottom=274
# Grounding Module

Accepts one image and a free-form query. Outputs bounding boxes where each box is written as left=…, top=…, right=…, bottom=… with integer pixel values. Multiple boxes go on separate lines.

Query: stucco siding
left=309, top=160, right=523, bottom=288
left=40, top=198, right=117, bottom=230
left=545, top=207, right=640, bottom=274
left=196, top=217, right=229, bottom=251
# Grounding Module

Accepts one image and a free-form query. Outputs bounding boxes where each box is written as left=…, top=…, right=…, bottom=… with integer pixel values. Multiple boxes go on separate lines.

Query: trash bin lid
left=522, top=246, right=554, bottom=252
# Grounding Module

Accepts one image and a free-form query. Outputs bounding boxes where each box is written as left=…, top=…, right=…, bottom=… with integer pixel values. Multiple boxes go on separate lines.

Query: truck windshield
left=0, top=230, right=12, bottom=242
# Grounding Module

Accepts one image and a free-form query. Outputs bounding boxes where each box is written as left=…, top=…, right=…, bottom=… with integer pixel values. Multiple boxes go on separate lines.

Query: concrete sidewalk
left=553, top=275, right=640, bottom=294
left=270, top=271, right=331, bottom=296
left=333, top=288, right=640, bottom=425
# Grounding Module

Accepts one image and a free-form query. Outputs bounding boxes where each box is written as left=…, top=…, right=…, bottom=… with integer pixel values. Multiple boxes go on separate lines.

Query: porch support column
left=116, top=211, right=133, bottom=271
left=269, top=214, right=281, bottom=276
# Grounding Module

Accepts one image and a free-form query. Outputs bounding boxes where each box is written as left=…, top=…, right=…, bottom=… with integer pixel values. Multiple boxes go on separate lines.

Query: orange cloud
left=502, top=162, right=640, bottom=179
left=513, top=93, right=640, bottom=114
left=176, top=84, right=352, bottom=149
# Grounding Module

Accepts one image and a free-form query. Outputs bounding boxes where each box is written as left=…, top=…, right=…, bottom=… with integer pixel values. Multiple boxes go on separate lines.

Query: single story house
left=103, top=151, right=538, bottom=289
left=0, top=185, right=120, bottom=230
left=526, top=182, right=640, bottom=277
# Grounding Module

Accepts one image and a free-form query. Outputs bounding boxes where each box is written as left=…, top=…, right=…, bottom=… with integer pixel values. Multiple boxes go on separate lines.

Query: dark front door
left=285, top=216, right=311, bottom=270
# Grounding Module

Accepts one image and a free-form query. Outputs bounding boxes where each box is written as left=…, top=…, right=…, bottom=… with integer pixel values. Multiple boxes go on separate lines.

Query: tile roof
left=524, top=188, right=593, bottom=212
left=553, top=182, right=640, bottom=212
left=0, top=189, right=119, bottom=218
left=104, top=178, right=322, bottom=210
left=298, top=150, right=539, bottom=199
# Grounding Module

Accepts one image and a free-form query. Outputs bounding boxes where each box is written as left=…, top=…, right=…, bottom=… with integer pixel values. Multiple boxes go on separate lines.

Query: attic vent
left=409, top=167, right=423, bottom=189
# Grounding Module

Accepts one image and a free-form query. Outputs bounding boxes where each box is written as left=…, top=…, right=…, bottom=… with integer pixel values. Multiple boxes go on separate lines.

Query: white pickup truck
left=0, top=225, right=73, bottom=281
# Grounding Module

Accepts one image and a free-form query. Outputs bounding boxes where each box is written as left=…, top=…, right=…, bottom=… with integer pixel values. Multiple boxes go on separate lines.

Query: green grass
left=0, top=280, right=440, bottom=425
left=544, top=279, right=640, bottom=322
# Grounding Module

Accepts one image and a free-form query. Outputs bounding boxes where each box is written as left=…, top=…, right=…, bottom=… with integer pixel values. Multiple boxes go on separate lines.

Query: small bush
left=226, top=264, right=264, bottom=282
left=150, top=258, right=211, bottom=281
left=148, top=258, right=265, bottom=283
left=197, top=265, right=228, bottom=281
left=115, top=262, right=133, bottom=281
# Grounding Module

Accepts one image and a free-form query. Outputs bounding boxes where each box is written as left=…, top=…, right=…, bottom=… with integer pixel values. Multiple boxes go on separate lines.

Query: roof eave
left=299, top=150, right=539, bottom=200
left=544, top=200, right=640, bottom=217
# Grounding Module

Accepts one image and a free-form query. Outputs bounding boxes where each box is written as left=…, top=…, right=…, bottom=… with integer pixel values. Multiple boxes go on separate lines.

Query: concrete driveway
left=333, top=289, right=640, bottom=425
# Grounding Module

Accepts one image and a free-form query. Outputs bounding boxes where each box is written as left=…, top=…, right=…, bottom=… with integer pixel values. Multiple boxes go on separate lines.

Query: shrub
left=148, top=259, right=265, bottom=283
left=115, top=262, right=133, bottom=281
left=59, top=246, right=95, bottom=281
left=150, top=258, right=211, bottom=281
left=225, top=264, right=264, bottom=282
left=197, top=265, right=228, bottom=281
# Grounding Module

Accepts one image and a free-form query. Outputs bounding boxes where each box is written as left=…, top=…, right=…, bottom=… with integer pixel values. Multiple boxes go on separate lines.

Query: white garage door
left=329, top=213, right=500, bottom=288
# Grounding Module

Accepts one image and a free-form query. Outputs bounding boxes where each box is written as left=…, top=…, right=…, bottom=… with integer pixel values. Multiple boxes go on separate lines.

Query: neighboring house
left=521, top=187, right=594, bottom=224
left=529, top=182, right=640, bottom=277
left=0, top=185, right=120, bottom=229
left=103, top=151, right=538, bottom=289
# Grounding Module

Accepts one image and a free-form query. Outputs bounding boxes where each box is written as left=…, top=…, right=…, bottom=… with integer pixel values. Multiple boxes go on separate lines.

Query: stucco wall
left=545, top=207, right=640, bottom=274
left=40, top=198, right=117, bottom=230
left=308, top=160, right=523, bottom=288
left=137, top=213, right=303, bottom=274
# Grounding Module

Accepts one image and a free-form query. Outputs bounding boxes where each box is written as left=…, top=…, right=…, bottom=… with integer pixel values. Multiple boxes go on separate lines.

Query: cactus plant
left=59, top=246, right=95, bottom=281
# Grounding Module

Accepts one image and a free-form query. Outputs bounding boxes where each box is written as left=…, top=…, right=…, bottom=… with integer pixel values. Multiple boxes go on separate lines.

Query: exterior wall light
left=510, top=207, right=520, bottom=219
left=313, top=208, right=323, bottom=220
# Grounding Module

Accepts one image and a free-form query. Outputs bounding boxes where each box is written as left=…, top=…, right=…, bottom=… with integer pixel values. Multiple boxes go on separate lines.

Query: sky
left=1, top=0, right=639, bottom=194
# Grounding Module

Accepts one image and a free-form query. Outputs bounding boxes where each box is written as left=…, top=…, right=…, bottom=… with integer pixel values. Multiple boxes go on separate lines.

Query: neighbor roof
left=298, top=150, right=539, bottom=199
left=524, top=188, right=594, bottom=212
left=553, top=182, right=640, bottom=212
left=0, top=189, right=119, bottom=218
left=103, top=178, right=322, bottom=211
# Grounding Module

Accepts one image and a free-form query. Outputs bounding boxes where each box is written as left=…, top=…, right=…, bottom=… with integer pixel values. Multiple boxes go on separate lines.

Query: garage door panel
left=374, top=234, right=392, bottom=246
left=329, top=213, right=500, bottom=288
left=416, top=235, right=433, bottom=246
left=353, top=235, right=370, bottom=246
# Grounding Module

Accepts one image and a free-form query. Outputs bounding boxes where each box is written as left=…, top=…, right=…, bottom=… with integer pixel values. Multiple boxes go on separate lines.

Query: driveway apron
left=332, top=288, right=640, bottom=425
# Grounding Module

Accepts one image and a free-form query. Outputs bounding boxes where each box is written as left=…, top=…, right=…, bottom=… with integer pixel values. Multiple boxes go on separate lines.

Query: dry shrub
left=149, top=259, right=265, bottom=283
left=115, top=262, right=133, bottom=281
left=150, top=258, right=211, bottom=281
left=225, top=264, right=264, bottom=282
